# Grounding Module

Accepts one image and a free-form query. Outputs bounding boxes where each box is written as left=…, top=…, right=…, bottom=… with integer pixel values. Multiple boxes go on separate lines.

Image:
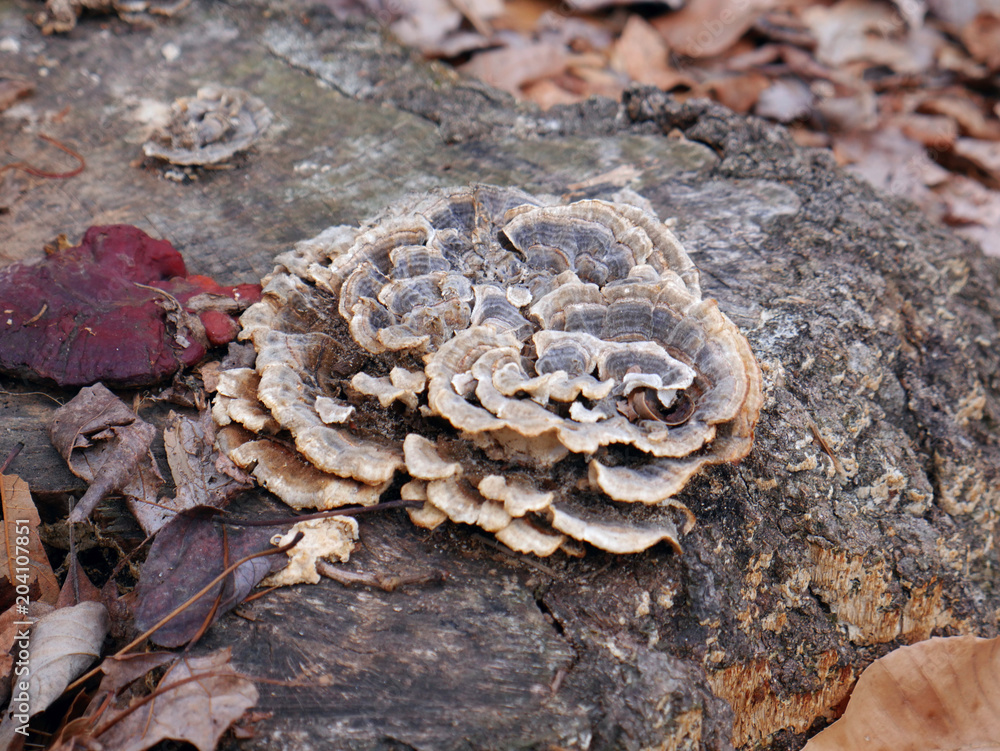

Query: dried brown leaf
left=55, top=554, right=103, bottom=608
left=916, top=94, right=1000, bottom=140
left=652, top=0, right=779, bottom=58
left=521, top=79, right=584, bottom=109
left=835, top=128, right=951, bottom=201
left=610, top=16, right=690, bottom=91
left=895, top=112, right=959, bottom=148
left=390, top=0, right=502, bottom=55
left=805, top=635, right=1000, bottom=751
left=0, top=472, right=60, bottom=609
left=165, top=410, right=253, bottom=512
left=961, top=11, right=1000, bottom=69
left=48, top=383, right=166, bottom=531
left=133, top=509, right=279, bottom=647
left=0, top=602, right=109, bottom=748
left=705, top=71, right=771, bottom=114
left=78, top=648, right=257, bottom=751
left=952, top=137, right=1000, bottom=181
left=801, top=0, right=928, bottom=72
left=46, top=652, right=179, bottom=750
left=459, top=40, right=569, bottom=95
left=936, top=173, right=1000, bottom=226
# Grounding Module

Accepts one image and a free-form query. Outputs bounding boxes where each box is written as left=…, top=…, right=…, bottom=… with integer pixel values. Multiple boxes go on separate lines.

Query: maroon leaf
left=0, top=224, right=260, bottom=388
left=133, top=508, right=281, bottom=647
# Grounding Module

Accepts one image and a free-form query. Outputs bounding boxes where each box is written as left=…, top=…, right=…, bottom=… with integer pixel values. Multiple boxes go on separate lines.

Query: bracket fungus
left=214, top=185, right=762, bottom=555
left=143, top=86, right=273, bottom=166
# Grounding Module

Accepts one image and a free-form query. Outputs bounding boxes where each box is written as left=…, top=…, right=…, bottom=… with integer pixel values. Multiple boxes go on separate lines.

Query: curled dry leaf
left=74, top=648, right=257, bottom=751
left=215, top=185, right=762, bottom=556
left=388, top=0, right=503, bottom=56
left=48, top=383, right=165, bottom=529
left=0, top=601, right=109, bottom=748
left=133, top=509, right=279, bottom=648
left=805, top=635, right=1000, bottom=751
left=0, top=472, right=60, bottom=609
left=143, top=86, right=273, bottom=166
left=951, top=137, right=1000, bottom=183
left=0, top=224, right=261, bottom=388
left=610, top=16, right=690, bottom=92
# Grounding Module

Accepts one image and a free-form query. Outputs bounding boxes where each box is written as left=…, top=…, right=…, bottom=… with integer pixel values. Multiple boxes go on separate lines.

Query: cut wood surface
left=1, top=2, right=998, bottom=749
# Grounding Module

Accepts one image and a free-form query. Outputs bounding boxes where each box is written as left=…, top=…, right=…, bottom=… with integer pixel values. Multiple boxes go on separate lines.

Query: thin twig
left=214, top=499, right=421, bottom=527
left=315, top=559, right=446, bottom=592
left=0, top=134, right=85, bottom=179
left=0, top=389, right=65, bottom=406
left=0, top=442, right=23, bottom=474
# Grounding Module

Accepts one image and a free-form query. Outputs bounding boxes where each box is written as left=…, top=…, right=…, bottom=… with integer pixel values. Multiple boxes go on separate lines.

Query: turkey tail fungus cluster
left=0, top=225, right=260, bottom=387
left=214, top=185, right=763, bottom=555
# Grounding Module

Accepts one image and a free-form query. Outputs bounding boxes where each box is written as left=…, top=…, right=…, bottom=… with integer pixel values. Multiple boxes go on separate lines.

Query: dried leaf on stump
left=951, top=137, right=1000, bottom=183
left=165, top=410, right=253, bottom=514
left=133, top=509, right=279, bottom=647
left=806, top=635, right=1000, bottom=750
left=48, top=384, right=166, bottom=530
left=55, top=554, right=103, bottom=608
left=0, top=602, right=109, bottom=748
left=0, top=472, right=60, bottom=608
left=0, top=224, right=260, bottom=388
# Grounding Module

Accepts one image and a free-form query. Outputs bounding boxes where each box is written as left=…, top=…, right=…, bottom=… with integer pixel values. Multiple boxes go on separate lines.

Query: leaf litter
left=323, top=0, right=1000, bottom=257
left=1, top=469, right=60, bottom=609
left=48, top=649, right=256, bottom=751
left=0, top=381, right=278, bottom=748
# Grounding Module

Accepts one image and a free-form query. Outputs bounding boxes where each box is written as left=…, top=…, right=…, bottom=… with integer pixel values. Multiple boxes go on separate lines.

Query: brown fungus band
left=213, top=186, right=762, bottom=555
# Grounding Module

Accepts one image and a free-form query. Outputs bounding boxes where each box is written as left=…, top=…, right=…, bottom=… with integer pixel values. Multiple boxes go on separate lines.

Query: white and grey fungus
left=213, top=185, right=763, bottom=555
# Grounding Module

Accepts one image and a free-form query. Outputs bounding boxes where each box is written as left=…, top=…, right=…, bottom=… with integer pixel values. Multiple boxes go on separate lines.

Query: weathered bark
left=1, top=2, right=998, bottom=749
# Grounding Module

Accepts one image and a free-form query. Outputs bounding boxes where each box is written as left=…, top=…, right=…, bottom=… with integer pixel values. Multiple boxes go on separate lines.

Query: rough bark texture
left=1, top=2, right=998, bottom=749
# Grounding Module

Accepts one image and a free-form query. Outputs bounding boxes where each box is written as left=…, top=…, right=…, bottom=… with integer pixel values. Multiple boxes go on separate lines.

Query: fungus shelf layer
left=214, top=185, right=763, bottom=555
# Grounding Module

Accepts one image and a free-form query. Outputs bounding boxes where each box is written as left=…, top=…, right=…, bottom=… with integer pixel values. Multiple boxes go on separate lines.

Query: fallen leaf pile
left=0, top=224, right=261, bottom=388
left=0, top=411, right=265, bottom=748
left=325, top=0, right=1000, bottom=256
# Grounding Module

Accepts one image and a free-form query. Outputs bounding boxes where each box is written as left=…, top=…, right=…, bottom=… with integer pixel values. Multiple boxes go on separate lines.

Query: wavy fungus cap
left=213, top=185, right=763, bottom=555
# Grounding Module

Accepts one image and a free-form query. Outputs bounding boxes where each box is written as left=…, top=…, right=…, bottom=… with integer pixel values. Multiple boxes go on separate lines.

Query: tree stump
left=0, top=2, right=997, bottom=749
